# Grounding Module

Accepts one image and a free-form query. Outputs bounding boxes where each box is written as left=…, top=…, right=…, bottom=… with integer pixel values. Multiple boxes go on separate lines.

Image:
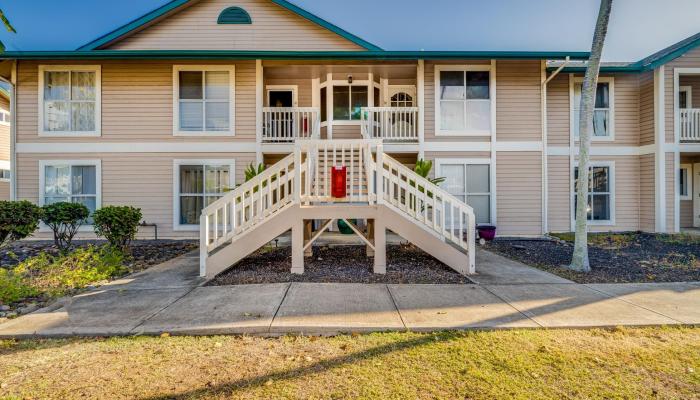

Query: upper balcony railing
left=361, top=107, right=419, bottom=142
left=262, top=107, right=320, bottom=143
left=680, top=108, right=700, bottom=142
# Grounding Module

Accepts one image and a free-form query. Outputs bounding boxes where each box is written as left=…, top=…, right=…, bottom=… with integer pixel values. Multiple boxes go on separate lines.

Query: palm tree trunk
left=570, top=0, right=613, bottom=272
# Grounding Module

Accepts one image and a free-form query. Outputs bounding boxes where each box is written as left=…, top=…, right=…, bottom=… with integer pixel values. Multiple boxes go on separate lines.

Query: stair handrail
left=200, top=153, right=296, bottom=259
left=379, top=153, right=476, bottom=268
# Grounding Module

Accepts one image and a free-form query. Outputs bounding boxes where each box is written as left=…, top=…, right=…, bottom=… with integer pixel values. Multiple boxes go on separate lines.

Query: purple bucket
left=477, top=225, right=496, bottom=241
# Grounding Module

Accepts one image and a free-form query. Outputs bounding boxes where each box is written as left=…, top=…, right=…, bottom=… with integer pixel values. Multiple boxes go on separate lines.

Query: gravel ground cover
left=484, top=232, right=700, bottom=283
left=209, top=244, right=472, bottom=285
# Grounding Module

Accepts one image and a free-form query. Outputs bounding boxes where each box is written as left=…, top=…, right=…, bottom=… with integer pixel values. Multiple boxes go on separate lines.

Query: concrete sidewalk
left=0, top=250, right=698, bottom=337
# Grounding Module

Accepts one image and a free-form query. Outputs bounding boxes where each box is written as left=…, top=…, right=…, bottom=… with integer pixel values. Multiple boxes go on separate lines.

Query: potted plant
left=476, top=224, right=497, bottom=241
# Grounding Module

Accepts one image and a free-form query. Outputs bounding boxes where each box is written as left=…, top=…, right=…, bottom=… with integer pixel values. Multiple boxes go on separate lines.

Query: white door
left=694, top=163, right=700, bottom=227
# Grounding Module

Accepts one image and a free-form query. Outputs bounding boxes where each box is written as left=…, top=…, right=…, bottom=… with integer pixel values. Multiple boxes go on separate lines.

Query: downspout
left=541, top=56, right=570, bottom=235
left=0, top=60, right=16, bottom=201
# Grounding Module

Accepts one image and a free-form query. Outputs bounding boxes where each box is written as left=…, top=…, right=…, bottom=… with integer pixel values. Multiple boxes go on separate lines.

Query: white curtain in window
left=44, top=71, right=96, bottom=132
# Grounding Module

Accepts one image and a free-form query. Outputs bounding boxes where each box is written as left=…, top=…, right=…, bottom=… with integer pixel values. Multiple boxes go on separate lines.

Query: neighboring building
left=0, top=0, right=698, bottom=274
left=0, top=87, right=10, bottom=199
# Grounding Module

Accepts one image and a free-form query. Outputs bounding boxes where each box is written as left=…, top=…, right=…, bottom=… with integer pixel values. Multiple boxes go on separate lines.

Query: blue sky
left=1, top=0, right=699, bottom=61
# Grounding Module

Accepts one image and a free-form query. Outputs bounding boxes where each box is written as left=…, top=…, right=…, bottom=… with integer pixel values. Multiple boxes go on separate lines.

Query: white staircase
left=200, top=140, right=476, bottom=279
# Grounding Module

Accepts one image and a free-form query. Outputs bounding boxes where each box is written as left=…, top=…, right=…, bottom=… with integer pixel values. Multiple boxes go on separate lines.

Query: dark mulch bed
left=484, top=233, right=700, bottom=283
left=1, top=239, right=198, bottom=272
left=208, top=244, right=472, bottom=285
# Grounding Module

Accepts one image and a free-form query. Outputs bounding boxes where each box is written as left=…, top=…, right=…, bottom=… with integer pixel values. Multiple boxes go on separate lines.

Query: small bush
left=41, top=202, right=89, bottom=252
left=93, top=206, right=143, bottom=250
left=0, top=268, right=38, bottom=304
left=0, top=200, right=43, bottom=251
left=12, top=245, right=125, bottom=300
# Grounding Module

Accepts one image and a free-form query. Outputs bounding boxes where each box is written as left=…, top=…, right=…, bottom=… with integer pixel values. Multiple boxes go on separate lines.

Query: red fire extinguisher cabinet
left=331, top=166, right=347, bottom=198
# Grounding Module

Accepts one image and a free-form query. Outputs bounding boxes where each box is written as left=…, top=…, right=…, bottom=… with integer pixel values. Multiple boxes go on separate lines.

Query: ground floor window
left=680, top=164, right=692, bottom=200
left=573, top=162, right=614, bottom=223
left=175, top=160, right=234, bottom=227
left=40, top=160, right=101, bottom=218
left=437, top=160, right=491, bottom=224
left=0, top=169, right=9, bottom=180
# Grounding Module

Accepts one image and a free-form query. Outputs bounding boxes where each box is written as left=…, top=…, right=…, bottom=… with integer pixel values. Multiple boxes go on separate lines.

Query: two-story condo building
left=0, top=0, right=699, bottom=276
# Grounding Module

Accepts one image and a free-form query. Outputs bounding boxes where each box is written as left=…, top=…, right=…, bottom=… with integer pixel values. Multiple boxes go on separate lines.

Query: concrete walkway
left=0, top=250, right=698, bottom=337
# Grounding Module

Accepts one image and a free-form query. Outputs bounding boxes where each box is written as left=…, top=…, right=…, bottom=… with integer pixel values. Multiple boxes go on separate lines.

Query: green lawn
left=1, top=327, right=698, bottom=399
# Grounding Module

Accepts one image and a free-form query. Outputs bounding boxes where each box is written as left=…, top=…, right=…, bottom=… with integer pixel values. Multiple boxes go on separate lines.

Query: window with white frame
left=0, top=109, right=9, bottom=125
left=39, top=66, right=100, bottom=135
left=390, top=92, right=414, bottom=107
left=175, top=161, right=234, bottom=227
left=436, top=66, right=491, bottom=135
left=573, top=77, right=613, bottom=138
left=573, top=163, right=614, bottom=223
left=40, top=161, right=100, bottom=217
left=438, top=161, right=492, bottom=224
left=0, top=169, right=9, bottom=180
left=174, top=66, right=234, bottom=134
left=680, top=164, right=692, bottom=200
left=332, top=85, right=368, bottom=120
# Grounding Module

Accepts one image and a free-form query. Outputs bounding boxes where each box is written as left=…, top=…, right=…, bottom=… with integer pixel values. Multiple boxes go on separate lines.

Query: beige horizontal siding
left=0, top=181, right=8, bottom=200
left=109, top=0, right=363, bottom=51
left=495, top=60, right=542, bottom=142
left=17, top=60, right=257, bottom=143
left=680, top=200, right=693, bottom=228
left=330, top=124, right=362, bottom=139
left=639, top=71, right=655, bottom=146
left=612, top=73, right=640, bottom=146
left=496, top=151, right=542, bottom=236
left=0, top=124, right=9, bottom=162
left=546, top=74, right=569, bottom=146
left=17, top=152, right=255, bottom=239
left=547, top=155, right=570, bottom=232
left=639, top=154, right=655, bottom=232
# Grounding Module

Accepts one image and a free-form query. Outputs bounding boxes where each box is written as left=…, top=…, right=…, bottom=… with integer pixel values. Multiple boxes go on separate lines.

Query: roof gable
left=78, top=0, right=381, bottom=51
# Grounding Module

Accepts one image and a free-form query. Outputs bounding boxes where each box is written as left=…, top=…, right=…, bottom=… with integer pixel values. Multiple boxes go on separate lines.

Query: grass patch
left=0, top=245, right=125, bottom=305
left=550, top=232, right=637, bottom=249
left=0, top=327, right=698, bottom=399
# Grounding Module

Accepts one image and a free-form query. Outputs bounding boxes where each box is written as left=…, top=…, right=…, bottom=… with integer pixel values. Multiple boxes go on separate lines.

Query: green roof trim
left=217, top=7, right=252, bottom=24
left=0, top=50, right=590, bottom=61
left=637, top=31, right=700, bottom=70
left=77, top=0, right=382, bottom=51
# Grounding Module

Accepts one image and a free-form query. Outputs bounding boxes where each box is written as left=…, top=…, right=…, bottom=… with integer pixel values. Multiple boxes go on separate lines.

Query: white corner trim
left=655, top=66, right=666, bottom=232
left=172, top=159, right=236, bottom=231
left=17, top=141, right=258, bottom=153
left=38, top=65, right=102, bottom=137
left=172, top=65, right=236, bottom=137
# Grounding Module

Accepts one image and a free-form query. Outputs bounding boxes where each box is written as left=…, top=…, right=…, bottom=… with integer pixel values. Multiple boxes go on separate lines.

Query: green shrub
left=93, top=206, right=143, bottom=250
left=41, top=202, right=89, bottom=252
left=13, top=245, right=125, bottom=299
left=0, top=268, right=38, bottom=304
left=0, top=200, right=43, bottom=251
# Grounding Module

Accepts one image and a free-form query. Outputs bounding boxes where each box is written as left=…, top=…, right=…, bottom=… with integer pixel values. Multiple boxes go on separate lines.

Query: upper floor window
left=39, top=65, right=101, bottom=136
left=173, top=66, right=235, bottom=136
left=572, top=77, right=614, bottom=140
left=0, top=169, right=10, bottom=181
left=435, top=66, right=492, bottom=136
left=333, top=85, right=367, bottom=121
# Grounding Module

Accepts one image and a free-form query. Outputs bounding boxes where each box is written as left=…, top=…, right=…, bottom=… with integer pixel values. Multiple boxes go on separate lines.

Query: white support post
left=291, top=218, right=304, bottom=274
left=417, top=60, right=425, bottom=159
left=375, top=144, right=384, bottom=204
left=199, top=216, right=208, bottom=277
left=654, top=66, right=666, bottom=232
left=326, top=73, right=333, bottom=140
left=373, top=217, right=386, bottom=274
left=255, top=60, right=263, bottom=164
